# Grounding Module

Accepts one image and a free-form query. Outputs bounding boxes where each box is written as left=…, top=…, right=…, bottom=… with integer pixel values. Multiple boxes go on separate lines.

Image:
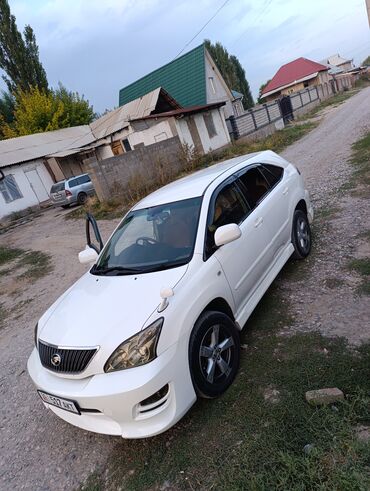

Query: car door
left=236, top=163, right=288, bottom=272
left=204, top=176, right=267, bottom=314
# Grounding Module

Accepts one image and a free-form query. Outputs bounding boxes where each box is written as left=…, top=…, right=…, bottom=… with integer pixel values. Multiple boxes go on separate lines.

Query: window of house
left=205, top=180, right=250, bottom=258
left=122, top=138, right=132, bottom=152
left=154, top=132, right=167, bottom=142
left=203, top=112, right=217, bottom=139
left=111, top=140, right=124, bottom=156
left=209, top=76, right=216, bottom=94
left=0, top=174, right=23, bottom=203
left=236, top=166, right=271, bottom=209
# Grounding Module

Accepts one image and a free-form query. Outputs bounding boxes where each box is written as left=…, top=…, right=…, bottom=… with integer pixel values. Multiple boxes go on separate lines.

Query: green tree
left=204, top=40, right=254, bottom=109
left=1, top=85, right=95, bottom=138
left=362, top=55, right=370, bottom=66
left=54, top=84, right=96, bottom=127
left=0, top=0, right=48, bottom=93
left=257, top=79, right=271, bottom=104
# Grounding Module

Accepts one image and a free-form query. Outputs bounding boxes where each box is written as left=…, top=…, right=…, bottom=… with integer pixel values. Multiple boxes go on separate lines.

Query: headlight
left=104, top=318, right=163, bottom=373
left=34, top=323, right=38, bottom=348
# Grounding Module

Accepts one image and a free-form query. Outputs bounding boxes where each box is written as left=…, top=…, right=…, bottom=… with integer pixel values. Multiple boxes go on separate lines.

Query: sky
left=2, top=0, right=370, bottom=112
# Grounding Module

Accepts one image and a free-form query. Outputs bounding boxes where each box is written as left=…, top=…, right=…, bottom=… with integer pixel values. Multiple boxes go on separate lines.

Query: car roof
left=133, top=150, right=282, bottom=209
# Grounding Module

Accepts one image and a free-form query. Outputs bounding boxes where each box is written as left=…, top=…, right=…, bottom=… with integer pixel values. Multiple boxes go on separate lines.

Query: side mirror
left=78, top=246, right=98, bottom=265
left=214, top=223, right=242, bottom=247
left=86, top=212, right=104, bottom=253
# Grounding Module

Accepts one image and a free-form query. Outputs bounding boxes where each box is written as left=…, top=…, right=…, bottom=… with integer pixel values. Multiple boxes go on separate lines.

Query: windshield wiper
left=91, top=265, right=144, bottom=276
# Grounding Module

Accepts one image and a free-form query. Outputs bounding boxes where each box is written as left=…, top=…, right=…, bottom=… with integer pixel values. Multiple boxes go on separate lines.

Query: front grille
left=38, top=341, right=97, bottom=374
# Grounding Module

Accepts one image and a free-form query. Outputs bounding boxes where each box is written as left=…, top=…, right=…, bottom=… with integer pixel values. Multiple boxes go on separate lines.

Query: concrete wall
left=0, top=160, right=53, bottom=219
left=84, top=137, right=184, bottom=202
left=192, top=110, right=231, bottom=152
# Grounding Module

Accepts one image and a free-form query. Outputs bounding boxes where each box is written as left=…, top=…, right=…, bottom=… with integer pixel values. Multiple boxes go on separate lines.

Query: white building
left=0, top=88, right=230, bottom=220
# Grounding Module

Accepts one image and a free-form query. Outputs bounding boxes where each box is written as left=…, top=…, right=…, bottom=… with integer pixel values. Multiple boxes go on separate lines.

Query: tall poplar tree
left=0, top=0, right=48, bottom=93
left=204, top=40, right=254, bottom=109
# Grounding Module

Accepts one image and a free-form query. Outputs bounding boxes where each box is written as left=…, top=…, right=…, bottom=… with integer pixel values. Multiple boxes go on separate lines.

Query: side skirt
left=235, top=243, right=294, bottom=329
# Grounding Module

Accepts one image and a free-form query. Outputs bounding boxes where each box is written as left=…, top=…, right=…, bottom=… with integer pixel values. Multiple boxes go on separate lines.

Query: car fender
left=148, top=254, right=235, bottom=355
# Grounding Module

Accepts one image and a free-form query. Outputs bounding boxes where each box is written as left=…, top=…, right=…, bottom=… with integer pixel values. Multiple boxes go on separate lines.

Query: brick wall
left=84, top=136, right=183, bottom=201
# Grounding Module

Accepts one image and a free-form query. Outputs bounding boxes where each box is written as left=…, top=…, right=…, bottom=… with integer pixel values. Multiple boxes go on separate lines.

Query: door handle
left=254, top=217, right=263, bottom=228
left=282, top=187, right=289, bottom=195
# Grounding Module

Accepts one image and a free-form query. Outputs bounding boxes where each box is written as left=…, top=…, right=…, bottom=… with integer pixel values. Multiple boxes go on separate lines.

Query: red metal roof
left=130, top=101, right=225, bottom=121
left=262, top=57, right=328, bottom=96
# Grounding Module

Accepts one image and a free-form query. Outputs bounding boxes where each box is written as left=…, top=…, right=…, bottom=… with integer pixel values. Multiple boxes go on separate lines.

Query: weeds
left=0, top=245, right=52, bottom=281
left=0, top=245, right=23, bottom=266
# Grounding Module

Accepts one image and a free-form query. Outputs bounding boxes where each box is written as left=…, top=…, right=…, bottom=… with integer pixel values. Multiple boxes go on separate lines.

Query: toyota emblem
left=51, top=353, right=62, bottom=367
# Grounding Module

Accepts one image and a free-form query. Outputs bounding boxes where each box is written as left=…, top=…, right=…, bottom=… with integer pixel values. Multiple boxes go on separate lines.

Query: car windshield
left=92, top=197, right=202, bottom=275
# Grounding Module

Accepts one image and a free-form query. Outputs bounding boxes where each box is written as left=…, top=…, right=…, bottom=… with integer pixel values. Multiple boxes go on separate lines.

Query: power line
left=173, top=0, right=231, bottom=60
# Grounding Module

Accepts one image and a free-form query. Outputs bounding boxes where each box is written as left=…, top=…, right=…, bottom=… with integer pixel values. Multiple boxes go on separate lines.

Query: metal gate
left=278, top=96, right=294, bottom=123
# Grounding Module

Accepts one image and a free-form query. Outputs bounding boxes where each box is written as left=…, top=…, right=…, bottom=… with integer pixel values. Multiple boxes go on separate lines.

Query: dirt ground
left=0, top=86, right=369, bottom=490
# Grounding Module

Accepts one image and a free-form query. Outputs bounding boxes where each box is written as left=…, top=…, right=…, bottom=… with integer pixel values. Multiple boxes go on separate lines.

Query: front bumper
left=27, top=341, right=196, bottom=438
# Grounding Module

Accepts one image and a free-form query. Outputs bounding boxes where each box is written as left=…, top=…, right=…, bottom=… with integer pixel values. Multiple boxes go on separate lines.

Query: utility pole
left=366, top=0, right=370, bottom=27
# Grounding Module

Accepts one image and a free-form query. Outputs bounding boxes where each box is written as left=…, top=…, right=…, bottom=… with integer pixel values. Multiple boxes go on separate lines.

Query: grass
left=0, top=245, right=52, bottom=281
left=0, top=303, right=8, bottom=328
left=80, top=284, right=370, bottom=491
left=0, top=245, right=23, bottom=266
left=339, top=131, right=370, bottom=196
left=67, top=122, right=318, bottom=221
left=347, top=258, right=370, bottom=295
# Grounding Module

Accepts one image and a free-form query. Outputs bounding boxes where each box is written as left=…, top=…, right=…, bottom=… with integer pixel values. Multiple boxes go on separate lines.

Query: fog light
left=140, top=384, right=169, bottom=407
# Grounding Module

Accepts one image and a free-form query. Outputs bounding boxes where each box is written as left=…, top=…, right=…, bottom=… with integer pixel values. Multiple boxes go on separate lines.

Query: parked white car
left=28, top=150, right=313, bottom=439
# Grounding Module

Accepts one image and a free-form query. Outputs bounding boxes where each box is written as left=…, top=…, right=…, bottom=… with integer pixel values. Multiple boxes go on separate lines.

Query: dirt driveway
left=0, top=87, right=369, bottom=490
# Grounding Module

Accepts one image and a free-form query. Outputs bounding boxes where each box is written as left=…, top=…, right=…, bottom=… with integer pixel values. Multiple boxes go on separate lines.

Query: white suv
left=28, top=150, right=313, bottom=439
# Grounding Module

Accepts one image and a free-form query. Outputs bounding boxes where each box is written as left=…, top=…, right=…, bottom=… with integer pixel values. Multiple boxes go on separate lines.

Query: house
left=118, top=44, right=240, bottom=118
left=260, top=57, right=329, bottom=102
left=322, top=54, right=354, bottom=72
left=0, top=88, right=230, bottom=219
left=0, top=126, right=94, bottom=220
left=47, top=87, right=230, bottom=179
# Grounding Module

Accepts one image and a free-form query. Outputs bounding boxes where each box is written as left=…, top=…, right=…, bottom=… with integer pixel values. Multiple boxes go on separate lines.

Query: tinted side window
left=78, top=175, right=90, bottom=184
left=237, top=167, right=270, bottom=209
left=205, top=182, right=250, bottom=257
left=68, top=178, right=79, bottom=188
left=259, top=164, right=283, bottom=188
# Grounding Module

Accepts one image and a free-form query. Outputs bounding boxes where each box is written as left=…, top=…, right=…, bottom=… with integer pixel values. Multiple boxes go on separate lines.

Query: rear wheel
left=292, top=209, right=311, bottom=259
left=77, top=192, right=87, bottom=205
left=189, top=311, right=240, bottom=399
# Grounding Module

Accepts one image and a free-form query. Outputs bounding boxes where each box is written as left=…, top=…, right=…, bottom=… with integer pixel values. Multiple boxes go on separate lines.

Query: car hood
left=38, top=265, right=188, bottom=349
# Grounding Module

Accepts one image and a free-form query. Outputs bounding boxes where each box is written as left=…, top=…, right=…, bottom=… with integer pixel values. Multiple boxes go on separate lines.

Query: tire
left=292, top=209, right=311, bottom=259
left=189, top=311, right=240, bottom=399
left=77, top=192, right=87, bottom=205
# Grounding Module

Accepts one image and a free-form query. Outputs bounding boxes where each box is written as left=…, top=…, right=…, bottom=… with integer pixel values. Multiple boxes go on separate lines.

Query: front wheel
left=189, top=311, right=240, bottom=399
left=292, top=209, right=311, bottom=259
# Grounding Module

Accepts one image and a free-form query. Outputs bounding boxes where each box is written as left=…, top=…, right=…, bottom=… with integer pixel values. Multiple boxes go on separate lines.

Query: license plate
left=38, top=390, right=80, bottom=415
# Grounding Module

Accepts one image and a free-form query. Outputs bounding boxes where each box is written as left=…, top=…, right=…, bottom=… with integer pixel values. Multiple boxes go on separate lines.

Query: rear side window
left=68, top=178, right=79, bottom=188
left=259, top=164, right=284, bottom=188
left=205, top=181, right=250, bottom=257
left=78, top=175, right=91, bottom=184
left=51, top=182, right=65, bottom=193
left=236, top=167, right=270, bottom=209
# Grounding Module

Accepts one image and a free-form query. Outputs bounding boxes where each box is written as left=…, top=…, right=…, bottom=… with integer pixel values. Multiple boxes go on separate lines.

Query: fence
left=228, top=85, right=321, bottom=140
left=84, top=136, right=184, bottom=202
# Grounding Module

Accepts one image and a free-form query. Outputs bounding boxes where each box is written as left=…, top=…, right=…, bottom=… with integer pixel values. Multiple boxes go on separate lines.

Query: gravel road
left=0, top=87, right=369, bottom=490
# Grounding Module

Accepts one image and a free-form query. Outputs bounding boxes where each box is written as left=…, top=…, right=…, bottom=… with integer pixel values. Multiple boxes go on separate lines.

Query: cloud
left=3, top=0, right=370, bottom=110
